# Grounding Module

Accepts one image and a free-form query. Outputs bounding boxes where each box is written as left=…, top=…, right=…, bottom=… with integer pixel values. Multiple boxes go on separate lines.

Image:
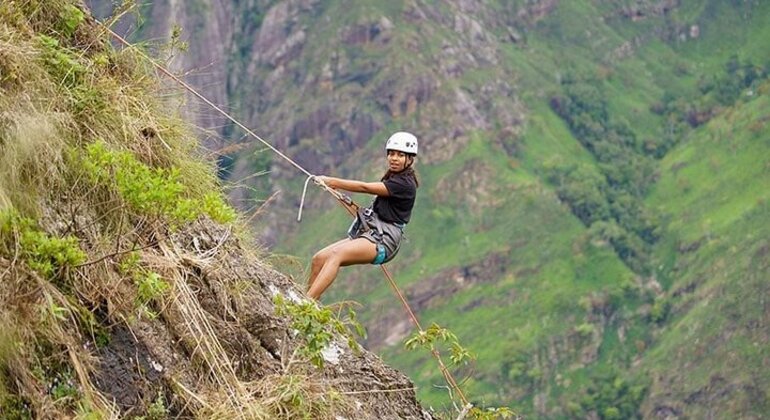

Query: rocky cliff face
left=89, top=220, right=433, bottom=419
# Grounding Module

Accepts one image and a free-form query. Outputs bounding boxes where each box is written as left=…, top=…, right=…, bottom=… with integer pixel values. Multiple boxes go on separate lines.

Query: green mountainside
left=90, top=0, right=770, bottom=418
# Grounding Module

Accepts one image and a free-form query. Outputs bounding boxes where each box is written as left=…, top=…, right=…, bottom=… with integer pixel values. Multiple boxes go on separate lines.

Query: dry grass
left=0, top=23, right=73, bottom=213
left=0, top=261, right=119, bottom=418
left=0, top=110, right=72, bottom=212
left=0, top=1, right=223, bottom=218
left=179, top=372, right=349, bottom=420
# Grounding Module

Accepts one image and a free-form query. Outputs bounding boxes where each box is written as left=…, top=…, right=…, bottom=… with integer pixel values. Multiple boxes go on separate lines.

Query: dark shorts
left=347, top=208, right=404, bottom=265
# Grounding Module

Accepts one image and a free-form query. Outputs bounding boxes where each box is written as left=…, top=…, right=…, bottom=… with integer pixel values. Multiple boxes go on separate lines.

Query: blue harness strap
left=373, top=243, right=387, bottom=265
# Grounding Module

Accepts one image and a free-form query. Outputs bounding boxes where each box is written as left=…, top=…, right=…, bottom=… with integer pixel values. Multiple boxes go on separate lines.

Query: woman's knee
left=312, top=247, right=338, bottom=266
left=311, top=251, right=326, bottom=267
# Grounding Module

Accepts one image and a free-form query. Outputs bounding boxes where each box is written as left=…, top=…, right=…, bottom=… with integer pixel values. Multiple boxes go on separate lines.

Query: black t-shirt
left=373, top=172, right=417, bottom=224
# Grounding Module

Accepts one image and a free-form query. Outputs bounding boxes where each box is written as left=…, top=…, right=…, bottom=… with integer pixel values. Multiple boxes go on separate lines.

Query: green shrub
left=649, top=297, right=670, bottom=324
left=468, top=406, right=516, bottom=419
left=576, top=322, right=595, bottom=337
left=37, top=34, right=85, bottom=88
left=200, top=192, right=238, bottom=224
left=404, top=323, right=474, bottom=366
left=603, top=406, right=621, bottom=419
left=70, top=85, right=106, bottom=117
left=135, top=272, right=170, bottom=309
left=135, top=391, right=168, bottom=420
left=500, top=354, right=529, bottom=384
left=0, top=210, right=86, bottom=280
left=57, top=4, right=84, bottom=38
left=579, top=369, right=647, bottom=420
left=116, top=251, right=169, bottom=318
left=0, top=395, right=33, bottom=420
left=274, top=296, right=364, bottom=369
left=405, top=323, right=515, bottom=418
left=82, top=141, right=236, bottom=225
left=50, top=369, right=79, bottom=406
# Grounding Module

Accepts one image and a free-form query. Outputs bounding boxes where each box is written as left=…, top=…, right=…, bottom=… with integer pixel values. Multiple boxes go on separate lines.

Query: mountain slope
left=86, top=0, right=770, bottom=417
left=641, top=91, right=770, bottom=417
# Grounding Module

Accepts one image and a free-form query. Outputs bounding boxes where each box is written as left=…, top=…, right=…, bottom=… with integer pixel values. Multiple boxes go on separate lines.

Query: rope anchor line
left=98, top=21, right=471, bottom=408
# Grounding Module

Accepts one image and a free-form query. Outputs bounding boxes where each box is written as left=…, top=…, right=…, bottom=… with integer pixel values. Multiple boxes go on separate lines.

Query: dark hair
left=381, top=155, right=419, bottom=187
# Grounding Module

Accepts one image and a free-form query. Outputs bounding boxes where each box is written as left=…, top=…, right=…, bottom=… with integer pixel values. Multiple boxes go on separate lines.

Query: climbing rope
left=297, top=176, right=315, bottom=222
left=99, top=22, right=471, bottom=408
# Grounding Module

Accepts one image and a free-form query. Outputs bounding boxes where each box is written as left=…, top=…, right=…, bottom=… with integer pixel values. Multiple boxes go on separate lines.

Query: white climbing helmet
left=385, top=131, right=418, bottom=155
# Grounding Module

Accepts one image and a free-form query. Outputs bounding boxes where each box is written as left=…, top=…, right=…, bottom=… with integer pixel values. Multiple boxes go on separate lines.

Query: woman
left=306, top=132, right=419, bottom=300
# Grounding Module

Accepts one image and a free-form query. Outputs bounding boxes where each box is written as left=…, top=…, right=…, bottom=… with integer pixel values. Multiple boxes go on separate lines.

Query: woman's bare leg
left=307, top=238, right=377, bottom=300
left=307, top=238, right=350, bottom=293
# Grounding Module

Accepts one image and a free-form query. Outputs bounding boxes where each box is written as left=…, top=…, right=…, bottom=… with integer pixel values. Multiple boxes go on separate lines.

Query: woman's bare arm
left=317, top=176, right=389, bottom=197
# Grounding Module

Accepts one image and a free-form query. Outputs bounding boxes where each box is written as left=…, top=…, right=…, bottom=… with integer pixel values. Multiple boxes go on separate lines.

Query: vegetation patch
left=80, top=140, right=236, bottom=226
left=404, top=323, right=516, bottom=418
left=274, top=295, right=364, bottom=369
left=571, top=369, right=648, bottom=419
left=0, top=210, right=86, bottom=281
left=549, top=73, right=659, bottom=272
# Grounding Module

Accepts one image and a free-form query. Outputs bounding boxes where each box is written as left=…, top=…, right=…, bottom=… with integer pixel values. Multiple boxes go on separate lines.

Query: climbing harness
left=347, top=205, right=404, bottom=265
left=99, top=23, right=471, bottom=408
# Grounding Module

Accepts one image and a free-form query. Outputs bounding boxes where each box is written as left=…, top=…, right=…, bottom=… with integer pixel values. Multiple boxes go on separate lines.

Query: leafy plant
left=135, top=272, right=169, bottom=312
left=468, top=406, right=516, bottom=419
left=36, top=34, right=85, bottom=88
left=117, top=251, right=170, bottom=318
left=273, top=295, right=364, bottom=369
left=649, top=297, right=670, bottom=324
left=0, top=210, right=86, bottom=280
left=135, top=391, right=168, bottom=420
left=200, top=192, right=238, bottom=224
left=118, top=251, right=141, bottom=275
left=576, top=369, right=647, bottom=420
left=49, top=368, right=79, bottom=409
left=57, top=4, right=84, bottom=38
left=404, top=323, right=515, bottom=418
left=404, top=323, right=474, bottom=366
left=575, top=322, right=596, bottom=337
left=0, top=394, right=33, bottom=420
left=82, top=141, right=236, bottom=225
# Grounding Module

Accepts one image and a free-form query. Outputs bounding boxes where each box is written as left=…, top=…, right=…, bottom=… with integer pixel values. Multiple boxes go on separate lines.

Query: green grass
left=637, top=82, right=770, bottom=417
left=649, top=95, right=770, bottom=242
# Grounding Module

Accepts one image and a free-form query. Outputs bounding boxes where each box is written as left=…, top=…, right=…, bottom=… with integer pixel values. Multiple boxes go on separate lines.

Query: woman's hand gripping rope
left=297, top=175, right=358, bottom=222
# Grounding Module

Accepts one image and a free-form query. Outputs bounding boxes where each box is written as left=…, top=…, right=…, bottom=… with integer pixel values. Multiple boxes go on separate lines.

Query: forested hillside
left=87, top=0, right=770, bottom=418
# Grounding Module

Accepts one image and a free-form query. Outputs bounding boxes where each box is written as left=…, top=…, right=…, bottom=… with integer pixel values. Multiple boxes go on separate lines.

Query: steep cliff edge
left=0, top=2, right=431, bottom=418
